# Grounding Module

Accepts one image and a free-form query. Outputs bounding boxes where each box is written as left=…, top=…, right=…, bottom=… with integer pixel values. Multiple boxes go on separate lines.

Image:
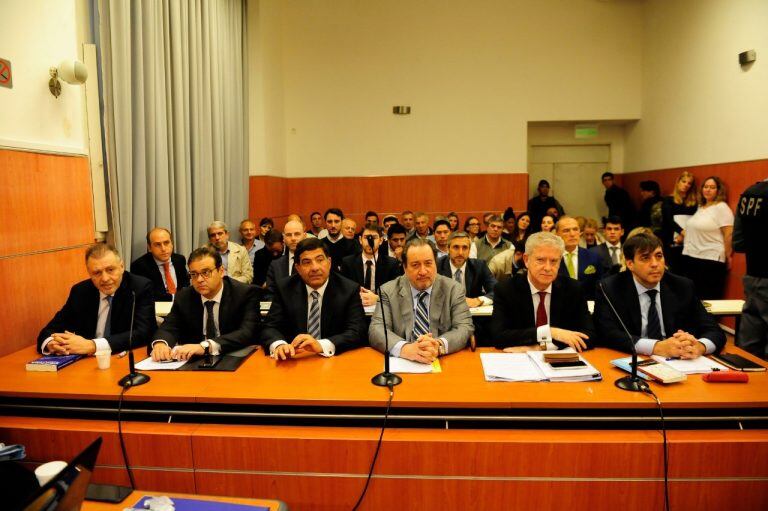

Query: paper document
left=389, top=357, right=436, bottom=374
left=651, top=355, right=729, bottom=374
left=527, top=350, right=602, bottom=382
left=480, top=353, right=544, bottom=381
left=135, top=357, right=187, bottom=371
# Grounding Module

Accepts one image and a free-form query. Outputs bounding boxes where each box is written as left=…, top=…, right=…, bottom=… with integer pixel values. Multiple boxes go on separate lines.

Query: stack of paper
left=480, top=350, right=601, bottom=382
left=389, top=357, right=442, bottom=374
left=651, top=355, right=729, bottom=374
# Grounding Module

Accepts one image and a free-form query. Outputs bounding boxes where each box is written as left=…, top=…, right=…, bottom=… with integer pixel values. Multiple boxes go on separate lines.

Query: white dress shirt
left=528, top=276, right=556, bottom=350
left=269, top=279, right=335, bottom=357
left=41, top=292, right=112, bottom=355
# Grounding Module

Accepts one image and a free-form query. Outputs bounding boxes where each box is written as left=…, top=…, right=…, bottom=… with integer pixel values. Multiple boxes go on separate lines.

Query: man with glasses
left=207, top=221, right=253, bottom=284
left=474, top=215, right=511, bottom=263
left=38, top=243, right=156, bottom=355
left=149, top=247, right=261, bottom=361
left=260, top=238, right=366, bottom=361
left=342, top=222, right=402, bottom=306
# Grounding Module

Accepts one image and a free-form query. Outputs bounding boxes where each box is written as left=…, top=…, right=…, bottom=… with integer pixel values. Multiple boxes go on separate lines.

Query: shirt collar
left=449, top=260, right=465, bottom=274
left=410, top=283, right=433, bottom=300
left=306, top=278, right=330, bottom=298
left=153, top=256, right=172, bottom=266
left=606, top=241, right=621, bottom=249
left=527, top=274, right=553, bottom=295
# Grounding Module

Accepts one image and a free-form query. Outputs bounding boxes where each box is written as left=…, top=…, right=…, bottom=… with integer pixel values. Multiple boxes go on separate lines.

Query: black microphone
left=118, top=290, right=150, bottom=388
left=366, top=235, right=375, bottom=251
left=370, top=235, right=402, bottom=388
left=598, top=282, right=647, bottom=392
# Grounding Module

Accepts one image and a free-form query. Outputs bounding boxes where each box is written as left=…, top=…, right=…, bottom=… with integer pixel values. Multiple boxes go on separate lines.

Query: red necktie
left=163, top=262, right=177, bottom=295
left=535, top=291, right=548, bottom=327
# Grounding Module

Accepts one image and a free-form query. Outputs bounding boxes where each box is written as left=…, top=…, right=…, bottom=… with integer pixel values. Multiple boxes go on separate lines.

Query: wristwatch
left=200, top=340, right=211, bottom=356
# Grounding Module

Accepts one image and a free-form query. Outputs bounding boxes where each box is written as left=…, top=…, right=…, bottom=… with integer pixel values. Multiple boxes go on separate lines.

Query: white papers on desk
left=388, top=357, right=434, bottom=374
left=651, top=355, right=729, bottom=374
left=481, top=350, right=602, bottom=382
left=135, top=357, right=188, bottom=371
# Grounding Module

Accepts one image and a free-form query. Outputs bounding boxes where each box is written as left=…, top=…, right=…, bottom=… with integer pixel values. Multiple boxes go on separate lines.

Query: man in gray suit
left=369, top=238, right=473, bottom=364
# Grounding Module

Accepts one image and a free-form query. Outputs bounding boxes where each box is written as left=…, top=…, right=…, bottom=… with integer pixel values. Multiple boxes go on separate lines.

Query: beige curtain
left=97, top=0, right=248, bottom=264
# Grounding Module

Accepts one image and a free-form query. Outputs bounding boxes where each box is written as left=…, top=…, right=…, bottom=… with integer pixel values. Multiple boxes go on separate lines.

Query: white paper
left=673, top=214, right=692, bottom=231
left=135, top=357, right=187, bottom=371
left=527, top=350, right=602, bottom=382
left=155, top=302, right=173, bottom=317
left=388, top=357, right=434, bottom=373
left=651, top=355, right=729, bottom=374
left=480, top=353, right=545, bottom=382
left=469, top=305, right=493, bottom=317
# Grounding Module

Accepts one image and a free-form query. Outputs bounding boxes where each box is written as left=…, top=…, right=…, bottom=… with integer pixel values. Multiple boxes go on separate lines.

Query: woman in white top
left=680, top=176, right=734, bottom=299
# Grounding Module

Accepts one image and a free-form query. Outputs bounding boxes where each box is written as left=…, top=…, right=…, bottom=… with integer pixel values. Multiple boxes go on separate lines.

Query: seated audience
left=382, top=215, right=399, bottom=233
left=488, top=245, right=526, bottom=281
left=265, top=219, right=306, bottom=293
left=364, top=211, right=379, bottom=225
left=446, top=211, right=460, bottom=231
left=207, top=221, right=253, bottom=284
left=149, top=247, right=261, bottom=361
left=540, top=214, right=555, bottom=232
left=239, top=219, right=265, bottom=266
left=260, top=238, right=366, bottom=360
left=341, top=222, right=402, bottom=306
left=555, top=216, right=603, bottom=299
left=383, top=222, right=408, bottom=263
left=401, top=210, right=416, bottom=236
left=409, top=212, right=432, bottom=241
left=463, top=216, right=481, bottom=259
left=38, top=244, right=155, bottom=355
left=307, top=211, right=323, bottom=237
left=322, top=208, right=358, bottom=271
left=438, top=231, right=496, bottom=308
left=252, top=229, right=284, bottom=287
left=502, top=207, right=516, bottom=241
left=579, top=218, right=602, bottom=249
left=258, top=217, right=274, bottom=243
left=510, top=211, right=532, bottom=245
left=475, top=214, right=511, bottom=263
left=131, top=227, right=190, bottom=302
left=369, top=239, right=473, bottom=363
left=590, top=216, right=624, bottom=275
left=430, top=219, right=452, bottom=258
left=490, top=232, right=594, bottom=352
left=341, top=218, right=358, bottom=240
left=594, top=233, right=725, bottom=358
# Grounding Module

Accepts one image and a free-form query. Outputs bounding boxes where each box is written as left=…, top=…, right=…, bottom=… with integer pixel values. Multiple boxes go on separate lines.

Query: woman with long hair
left=540, top=215, right=556, bottom=233
left=680, top=176, right=734, bottom=299
left=463, top=216, right=481, bottom=259
left=511, top=211, right=532, bottom=245
left=660, top=171, right=699, bottom=271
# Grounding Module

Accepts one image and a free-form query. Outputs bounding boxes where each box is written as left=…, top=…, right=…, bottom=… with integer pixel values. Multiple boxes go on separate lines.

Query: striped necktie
left=307, top=290, right=321, bottom=339
left=412, top=291, right=430, bottom=339
left=645, top=289, right=663, bottom=340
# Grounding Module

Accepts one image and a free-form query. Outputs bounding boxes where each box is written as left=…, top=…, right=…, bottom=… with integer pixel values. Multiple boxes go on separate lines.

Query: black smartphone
left=549, top=360, right=587, bottom=370
left=199, top=356, right=221, bottom=369
left=85, top=483, right=132, bottom=503
left=711, top=353, right=766, bottom=372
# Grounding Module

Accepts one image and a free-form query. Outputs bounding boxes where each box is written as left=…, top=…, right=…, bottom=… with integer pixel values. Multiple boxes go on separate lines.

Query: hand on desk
left=273, top=335, right=322, bottom=361
left=359, top=287, right=378, bottom=306
left=150, top=343, right=203, bottom=361
left=652, top=330, right=706, bottom=359
left=401, top=336, right=440, bottom=364
left=466, top=297, right=483, bottom=308
left=49, top=332, right=96, bottom=355
left=502, top=345, right=542, bottom=353
left=551, top=328, right=589, bottom=352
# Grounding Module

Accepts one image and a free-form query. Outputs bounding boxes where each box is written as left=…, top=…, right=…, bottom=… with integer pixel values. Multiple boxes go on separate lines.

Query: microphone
left=366, top=235, right=375, bottom=251
left=598, top=282, right=647, bottom=392
left=118, top=290, right=150, bottom=388
left=370, top=234, right=402, bottom=388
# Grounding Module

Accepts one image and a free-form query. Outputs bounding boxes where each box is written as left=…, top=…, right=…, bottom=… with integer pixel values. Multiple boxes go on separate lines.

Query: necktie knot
left=205, top=300, right=215, bottom=311
left=454, top=268, right=463, bottom=282
left=646, top=289, right=658, bottom=303
left=311, top=290, right=319, bottom=300
left=365, top=260, right=373, bottom=268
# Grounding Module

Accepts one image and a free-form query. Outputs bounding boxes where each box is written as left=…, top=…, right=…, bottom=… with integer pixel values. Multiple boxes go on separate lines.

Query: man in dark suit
left=341, top=222, right=402, bottom=306
left=594, top=233, right=725, bottom=358
left=437, top=231, right=496, bottom=307
left=602, top=171, right=636, bottom=229
left=381, top=222, right=407, bottom=263
left=556, top=216, right=603, bottom=299
left=589, top=216, right=624, bottom=275
left=130, top=227, right=190, bottom=302
left=252, top=229, right=284, bottom=287
left=490, top=232, right=594, bottom=351
left=260, top=238, right=366, bottom=360
left=264, top=219, right=306, bottom=295
left=321, top=208, right=358, bottom=272
left=149, top=247, right=261, bottom=361
left=38, top=244, right=156, bottom=355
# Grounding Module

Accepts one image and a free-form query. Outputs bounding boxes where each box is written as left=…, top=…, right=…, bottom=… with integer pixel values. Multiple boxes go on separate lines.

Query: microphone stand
left=118, top=291, right=150, bottom=388
left=598, top=282, right=645, bottom=392
left=368, top=235, right=402, bottom=388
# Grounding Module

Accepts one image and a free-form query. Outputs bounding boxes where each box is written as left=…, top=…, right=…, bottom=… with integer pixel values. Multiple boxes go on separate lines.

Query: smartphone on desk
left=711, top=353, right=766, bottom=372
left=549, top=360, right=587, bottom=370
left=198, top=355, right=222, bottom=369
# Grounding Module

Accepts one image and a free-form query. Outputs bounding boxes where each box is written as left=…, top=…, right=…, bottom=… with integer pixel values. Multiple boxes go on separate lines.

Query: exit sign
left=575, top=125, right=598, bottom=138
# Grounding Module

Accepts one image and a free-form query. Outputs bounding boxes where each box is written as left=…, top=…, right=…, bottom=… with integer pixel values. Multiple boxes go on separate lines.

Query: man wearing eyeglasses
left=207, top=220, right=253, bottom=284
left=149, top=246, right=261, bottom=361
left=341, top=222, right=402, bottom=306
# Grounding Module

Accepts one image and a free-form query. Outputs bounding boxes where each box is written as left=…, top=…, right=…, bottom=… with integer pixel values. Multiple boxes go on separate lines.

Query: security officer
left=734, top=178, right=768, bottom=359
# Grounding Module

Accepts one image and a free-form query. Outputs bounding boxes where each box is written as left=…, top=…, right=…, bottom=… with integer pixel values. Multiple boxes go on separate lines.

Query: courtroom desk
left=83, top=491, right=287, bottom=511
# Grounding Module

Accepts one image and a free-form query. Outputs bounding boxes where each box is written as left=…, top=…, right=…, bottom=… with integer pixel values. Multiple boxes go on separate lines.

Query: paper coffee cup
left=35, top=460, right=67, bottom=486
left=95, top=349, right=112, bottom=369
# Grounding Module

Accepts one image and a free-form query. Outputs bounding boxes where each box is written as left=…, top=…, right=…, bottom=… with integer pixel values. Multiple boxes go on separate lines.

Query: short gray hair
left=207, top=220, right=228, bottom=233
left=447, top=231, right=471, bottom=245
left=525, top=231, right=565, bottom=257
left=85, top=243, right=122, bottom=263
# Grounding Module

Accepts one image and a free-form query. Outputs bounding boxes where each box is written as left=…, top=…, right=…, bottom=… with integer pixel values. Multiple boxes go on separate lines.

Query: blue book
left=25, top=354, right=83, bottom=372
left=133, top=496, right=270, bottom=511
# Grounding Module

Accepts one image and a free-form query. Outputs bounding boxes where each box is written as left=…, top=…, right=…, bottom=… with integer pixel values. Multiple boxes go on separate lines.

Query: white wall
left=625, top=0, right=768, bottom=171
left=0, top=0, right=88, bottom=154
left=250, top=0, right=643, bottom=178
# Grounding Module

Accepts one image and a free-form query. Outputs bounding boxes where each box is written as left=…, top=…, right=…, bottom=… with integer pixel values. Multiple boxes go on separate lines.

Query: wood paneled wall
left=0, top=149, right=95, bottom=356
left=249, top=173, right=529, bottom=229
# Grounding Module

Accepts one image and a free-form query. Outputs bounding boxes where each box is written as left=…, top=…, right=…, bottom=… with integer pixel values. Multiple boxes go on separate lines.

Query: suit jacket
left=264, top=253, right=292, bottom=298
left=341, top=253, right=402, bottom=291
left=210, top=241, right=253, bottom=284
left=437, top=257, right=496, bottom=300
left=37, top=272, right=156, bottom=353
left=152, top=277, right=260, bottom=354
left=369, top=274, right=473, bottom=355
left=130, top=252, right=190, bottom=302
left=593, top=271, right=726, bottom=353
left=252, top=246, right=282, bottom=287
left=589, top=244, right=622, bottom=276
left=490, top=274, right=595, bottom=349
left=321, top=237, right=359, bottom=272
left=557, top=247, right=603, bottom=300
left=259, top=272, right=366, bottom=355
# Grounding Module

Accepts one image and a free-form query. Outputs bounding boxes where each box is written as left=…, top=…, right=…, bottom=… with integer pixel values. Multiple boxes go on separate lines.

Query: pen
left=117, top=351, right=128, bottom=358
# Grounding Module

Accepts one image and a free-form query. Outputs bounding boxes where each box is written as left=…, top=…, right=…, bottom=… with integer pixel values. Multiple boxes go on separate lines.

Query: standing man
left=474, top=215, right=511, bottom=263
left=556, top=216, right=603, bottom=299
left=239, top=219, right=265, bottom=266
left=594, top=233, right=725, bottom=357
left=528, top=180, right=565, bottom=232
left=207, top=221, right=253, bottom=284
left=38, top=244, right=155, bottom=355
left=265, top=219, right=306, bottom=293
left=149, top=247, right=261, bottom=361
left=341, top=222, right=402, bottom=306
left=602, top=172, right=636, bottom=229
left=260, top=238, right=366, bottom=360
left=369, top=239, right=473, bottom=363
left=131, top=227, right=190, bottom=302
left=322, top=208, right=358, bottom=271
left=490, top=232, right=594, bottom=351
left=734, top=178, right=768, bottom=359
left=590, top=216, right=624, bottom=275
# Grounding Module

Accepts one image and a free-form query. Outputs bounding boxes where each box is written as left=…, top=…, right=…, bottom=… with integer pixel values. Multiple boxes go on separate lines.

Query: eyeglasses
left=189, top=269, right=216, bottom=280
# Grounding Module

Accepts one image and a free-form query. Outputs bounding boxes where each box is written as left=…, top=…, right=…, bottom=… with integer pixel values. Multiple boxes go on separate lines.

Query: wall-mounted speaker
left=739, top=50, right=756, bottom=66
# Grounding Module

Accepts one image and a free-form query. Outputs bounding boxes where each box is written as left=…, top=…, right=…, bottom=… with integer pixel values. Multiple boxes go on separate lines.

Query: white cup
left=35, top=460, right=67, bottom=486
left=95, top=349, right=112, bottom=369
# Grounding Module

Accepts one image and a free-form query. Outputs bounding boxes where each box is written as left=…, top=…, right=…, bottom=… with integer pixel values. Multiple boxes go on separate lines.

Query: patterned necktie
left=163, top=262, right=176, bottom=294
left=307, top=290, right=321, bottom=339
left=103, top=296, right=113, bottom=337
left=413, top=291, right=430, bottom=338
left=535, top=291, right=548, bottom=327
left=565, top=252, right=577, bottom=279
left=454, top=268, right=463, bottom=288
left=645, top=289, right=663, bottom=340
left=364, top=260, right=373, bottom=290
left=205, top=301, right=217, bottom=340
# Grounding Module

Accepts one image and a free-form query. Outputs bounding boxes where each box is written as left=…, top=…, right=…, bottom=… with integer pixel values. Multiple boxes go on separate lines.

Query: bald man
left=265, top=219, right=307, bottom=295
left=131, top=227, right=190, bottom=302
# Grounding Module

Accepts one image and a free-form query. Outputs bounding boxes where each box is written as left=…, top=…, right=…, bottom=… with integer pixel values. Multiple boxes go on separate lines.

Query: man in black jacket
left=38, top=244, right=155, bottom=354
left=149, top=247, right=260, bottom=361
left=341, top=222, right=402, bottom=306
left=130, top=227, right=190, bottom=302
left=261, top=238, right=366, bottom=360
left=594, top=233, right=725, bottom=358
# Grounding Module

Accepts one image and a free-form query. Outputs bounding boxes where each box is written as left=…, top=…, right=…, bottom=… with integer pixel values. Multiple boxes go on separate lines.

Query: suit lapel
left=320, top=276, right=335, bottom=338
left=515, top=275, right=535, bottom=325
left=428, top=278, right=445, bottom=334
left=218, top=279, right=231, bottom=333
left=398, top=278, right=414, bottom=340
left=550, top=279, right=563, bottom=324
left=296, top=278, right=309, bottom=332
left=659, top=278, right=675, bottom=338
left=623, top=273, right=643, bottom=335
